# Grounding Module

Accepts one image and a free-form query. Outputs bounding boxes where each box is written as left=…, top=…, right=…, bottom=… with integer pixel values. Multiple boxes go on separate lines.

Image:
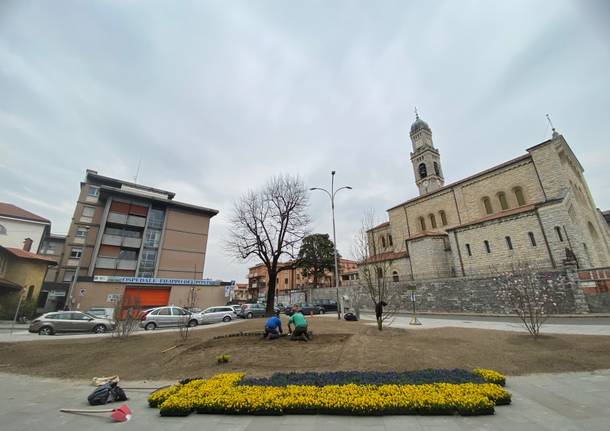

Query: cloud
left=1, top=0, right=609, bottom=281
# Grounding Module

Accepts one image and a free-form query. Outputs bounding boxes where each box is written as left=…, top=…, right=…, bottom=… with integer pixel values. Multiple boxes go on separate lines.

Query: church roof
left=410, top=117, right=431, bottom=135
left=446, top=204, right=537, bottom=231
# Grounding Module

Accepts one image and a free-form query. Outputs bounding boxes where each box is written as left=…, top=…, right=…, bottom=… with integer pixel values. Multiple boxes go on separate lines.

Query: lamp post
left=310, top=171, right=352, bottom=320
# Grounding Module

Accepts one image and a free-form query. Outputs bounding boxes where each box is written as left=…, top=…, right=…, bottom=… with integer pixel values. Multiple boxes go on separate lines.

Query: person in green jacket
left=288, top=305, right=309, bottom=341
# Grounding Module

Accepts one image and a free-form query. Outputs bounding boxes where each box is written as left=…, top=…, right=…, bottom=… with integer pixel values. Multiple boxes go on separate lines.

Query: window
left=497, top=192, right=508, bottom=210
left=419, top=163, right=427, bottom=178
left=555, top=226, right=564, bottom=242
left=284, top=278, right=288, bottom=285
left=26, top=286, right=34, bottom=301
left=144, top=230, right=161, bottom=247
left=418, top=216, right=426, bottom=231
left=88, top=186, right=100, bottom=197
left=82, top=206, right=95, bottom=218
left=388, top=234, right=393, bottom=246
left=0, top=255, right=7, bottom=275
left=381, top=236, right=386, bottom=248
left=439, top=210, right=448, bottom=226
left=75, top=227, right=88, bottom=238
left=63, top=270, right=75, bottom=282
left=148, top=208, right=165, bottom=229
left=505, top=236, right=513, bottom=250
left=391, top=271, right=399, bottom=282
left=0, top=224, right=6, bottom=235
left=119, top=250, right=137, bottom=260
left=40, top=241, right=56, bottom=255
left=513, top=187, right=525, bottom=206
left=158, top=308, right=171, bottom=316
left=528, top=232, right=537, bottom=247
left=465, top=244, right=472, bottom=256
left=482, top=197, right=492, bottom=215
left=70, top=248, right=83, bottom=259
left=433, top=161, right=440, bottom=176
left=376, top=268, right=383, bottom=279
left=429, top=214, right=437, bottom=229
left=484, top=240, right=491, bottom=253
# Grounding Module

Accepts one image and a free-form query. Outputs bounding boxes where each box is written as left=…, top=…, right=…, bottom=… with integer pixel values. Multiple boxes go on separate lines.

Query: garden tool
left=59, top=404, right=132, bottom=422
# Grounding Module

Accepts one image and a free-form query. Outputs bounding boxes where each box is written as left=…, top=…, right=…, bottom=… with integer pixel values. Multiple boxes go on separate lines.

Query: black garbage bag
left=344, top=312, right=358, bottom=321
left=88, top=382, right=128, bottom=405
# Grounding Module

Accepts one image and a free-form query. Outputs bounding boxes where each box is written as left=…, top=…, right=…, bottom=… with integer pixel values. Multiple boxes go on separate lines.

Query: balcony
left=126, top=215, right=146, bottom=227
left=107, top=212, right=128, bottom=224
left=101, top=234, right=142, bottom=248
left=95, top=257, right=138, bottom=270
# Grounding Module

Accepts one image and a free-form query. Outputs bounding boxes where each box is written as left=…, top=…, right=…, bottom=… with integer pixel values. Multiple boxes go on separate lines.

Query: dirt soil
left=1, top=316, right=609, bottom=380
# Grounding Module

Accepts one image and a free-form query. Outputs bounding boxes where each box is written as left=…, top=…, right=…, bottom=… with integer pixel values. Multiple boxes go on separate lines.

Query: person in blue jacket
left=264, top=311, right=283, bottom=340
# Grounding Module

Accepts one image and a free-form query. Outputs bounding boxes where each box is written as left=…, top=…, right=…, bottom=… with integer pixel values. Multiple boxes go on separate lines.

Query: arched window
left=0, top=224, right=6, bottom=235
left=439, top=210, right=448, bottom=226
left=513, top=187, right=525, bottom=206
left=392, top=271, right=399, bottom=282
left=433, top=161, right=440, bottom=176
left=376, top=268, right=383, bottom=279
left=482, top=197, right=493, bottom=215
left=419, top=163, right=427, bottom=179
left=381, top=236, right=386, bottom=248
left=429, top=214, right=437, bottom=229
left=497, top=192, right=508, bottom=210
left=418, top=216, right=426, bottom=231
left=555, top=226, right=564, bottom=242
left=388, top=234, right=393, bottom=246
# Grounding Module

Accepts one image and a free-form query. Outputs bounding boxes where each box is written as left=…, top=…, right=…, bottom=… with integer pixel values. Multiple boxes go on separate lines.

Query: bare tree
left=494, top=261, right=567, bottom=337
left=177, top=286, right=199, bottom=343
left=112, top=296, right=141, bottom=340
left=353, top=211, right=399, bottom=331
left=227, top=174, right=311, bottom=314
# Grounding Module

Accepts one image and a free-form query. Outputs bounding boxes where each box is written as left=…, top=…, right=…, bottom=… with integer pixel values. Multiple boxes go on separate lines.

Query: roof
left=0, top=278, right=22, bottom=291
left=86, top=170, right=176, bottom=199
left=388, top=153, right=533, bottom=211
left=446, top=204, right=537, bottom=231
left=368, top=221, right=390, bottom=232
left=364, top=251, right=409, bottom=264
left=405, top=230, right=449, bottom=241
left=99, top=185, right=219, bottom=217
left=0, top=246, right=58, bottom=265
left=0, top=202, right=50, bottom=224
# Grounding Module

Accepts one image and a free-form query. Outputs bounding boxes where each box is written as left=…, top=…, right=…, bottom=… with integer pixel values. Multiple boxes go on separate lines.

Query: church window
left=482, top=197, right=493, bottom=215
left=505, top=236, right=513, bottom=250
left=528, top=232, right=537, bottom=247
left=555, top=226, right=564, bottom=242
left=376, top=268, right=383, bottom=279
left=429, top=214, right=437, bottom=229
left=439, top=210, right=448, bottom=226
left=388, top=234, right=393, bottom=246
left=392, top=271, right=399, bottom=282
left=465, top=243, right=472, bottom=256
left=513, top=187, right=525, bottom=206
left=484, top=240, right=491, bottom=253
left=497, top=192, right=508, bottom=210
left=419, top=163, right=427, bottom=179
left=381, top=236, right=386, bottom=248
left=418, top=216, right=426, bottom=231
left=433, top=162, right=440, bottom=176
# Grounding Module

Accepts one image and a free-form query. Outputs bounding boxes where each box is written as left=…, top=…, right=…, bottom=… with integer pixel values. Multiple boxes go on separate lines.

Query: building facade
left=0, top=202, right=51, bottom=253
left=367, top=115, right=610, bottom=281
left=59, top=169, right=221, bottom=311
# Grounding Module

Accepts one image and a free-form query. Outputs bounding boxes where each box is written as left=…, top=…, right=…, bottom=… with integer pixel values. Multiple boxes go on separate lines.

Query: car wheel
left=93, top=324, right=106, bottom=334
left=246, top=312, right=253, bottom=319
left=188, top=319, right=198, bottom=327
left=38, top=326, right=54, bottom=335
left=145, top=322, right=156, bottom=331
left=222, top=315, right=231, bottom=322
left=320, top=309, right=325, bottom=314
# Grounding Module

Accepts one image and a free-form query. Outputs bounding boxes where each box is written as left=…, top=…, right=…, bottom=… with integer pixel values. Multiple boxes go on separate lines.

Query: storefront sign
left=93, top=275, right=235, bottom=286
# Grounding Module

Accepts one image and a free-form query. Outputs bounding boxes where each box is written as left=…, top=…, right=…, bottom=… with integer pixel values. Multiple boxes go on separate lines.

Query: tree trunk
left=266, top=269, right=277, bottom=314
left=377, top=317, right=383, bottom=331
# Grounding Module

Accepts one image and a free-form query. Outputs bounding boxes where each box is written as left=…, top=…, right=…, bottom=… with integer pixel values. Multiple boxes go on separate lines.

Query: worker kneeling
left=288, top=305, right=309, bottom=342
left=264, top=311, right=283, bottom=340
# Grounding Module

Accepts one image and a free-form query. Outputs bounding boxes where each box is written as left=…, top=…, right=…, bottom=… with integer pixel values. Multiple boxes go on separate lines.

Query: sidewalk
left=1, top=369, right=609, bottom=430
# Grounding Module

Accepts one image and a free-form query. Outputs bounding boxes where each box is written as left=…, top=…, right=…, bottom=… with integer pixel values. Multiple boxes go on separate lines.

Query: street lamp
left=310, top=170, right=352, bottom=320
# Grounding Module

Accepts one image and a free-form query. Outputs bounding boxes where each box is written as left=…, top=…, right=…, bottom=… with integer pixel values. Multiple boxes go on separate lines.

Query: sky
left=1, top=0, right=609, bottom=282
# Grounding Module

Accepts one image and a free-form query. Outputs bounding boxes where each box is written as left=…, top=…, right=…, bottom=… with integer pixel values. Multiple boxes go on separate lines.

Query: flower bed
left=149, top=370, right=511, bottom=417
left=474, top=368, right=506, bottom=386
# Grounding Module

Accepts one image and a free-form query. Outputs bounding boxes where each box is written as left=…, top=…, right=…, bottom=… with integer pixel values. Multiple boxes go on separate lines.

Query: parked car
left=194, top=306, right=236, bottom=324
left=230, top=305, right=242, bottom=314
left=140, top=306, right=198, bottom=330
left=85, top=307, right=115, bottom=320
left=314, top=299, right=338, bottom=313
left=284, top=303, right=323, bottom=316
left=29, top=311, right=116, bottom=335
left=237, top=303, right=267, bottom=319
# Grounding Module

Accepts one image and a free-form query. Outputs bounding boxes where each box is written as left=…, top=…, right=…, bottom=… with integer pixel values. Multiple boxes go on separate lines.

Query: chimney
left=23, top=238, right=33, bottom=252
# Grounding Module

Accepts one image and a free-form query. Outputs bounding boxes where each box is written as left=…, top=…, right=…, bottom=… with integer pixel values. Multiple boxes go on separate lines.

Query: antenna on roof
left=134, top=157, right=142, bottom=183
left=545, top=114, right=559, bottom=139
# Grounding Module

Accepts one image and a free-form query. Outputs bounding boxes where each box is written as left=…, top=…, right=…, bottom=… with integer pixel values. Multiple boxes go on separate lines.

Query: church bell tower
left=409, top=109, right=444, bottom=195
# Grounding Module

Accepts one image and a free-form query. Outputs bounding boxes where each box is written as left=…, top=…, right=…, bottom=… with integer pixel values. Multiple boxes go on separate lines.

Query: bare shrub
left=177, top=287, right=199, bottom=343
left=112, top=296, right=141, bottom=340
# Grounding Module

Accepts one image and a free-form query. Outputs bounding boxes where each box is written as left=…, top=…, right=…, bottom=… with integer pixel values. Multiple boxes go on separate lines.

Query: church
left=367, top=113, right=610, bottom=280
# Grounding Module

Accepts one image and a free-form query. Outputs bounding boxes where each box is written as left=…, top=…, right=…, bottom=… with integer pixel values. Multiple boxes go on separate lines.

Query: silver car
left=140, top=306, right=198, bottom=330
left=195, top=306, right=236, bottom=324
left=29, top=311, right=115, bottom=335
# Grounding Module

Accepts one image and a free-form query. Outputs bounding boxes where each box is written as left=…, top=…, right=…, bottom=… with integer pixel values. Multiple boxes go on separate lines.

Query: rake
left=59, top=404, right=132, bottom=422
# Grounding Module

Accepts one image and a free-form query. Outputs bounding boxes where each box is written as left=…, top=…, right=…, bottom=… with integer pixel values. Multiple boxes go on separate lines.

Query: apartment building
left=59, top=169, right=224, bottom=311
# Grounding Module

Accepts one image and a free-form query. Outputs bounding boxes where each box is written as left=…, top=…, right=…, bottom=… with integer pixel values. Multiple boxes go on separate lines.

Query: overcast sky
left=1, top=0, right=609, bottom=282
